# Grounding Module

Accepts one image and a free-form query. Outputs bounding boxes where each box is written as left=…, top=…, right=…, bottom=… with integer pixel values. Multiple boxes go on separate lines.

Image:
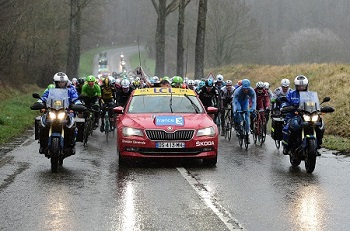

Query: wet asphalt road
left=0, top=128, right=350, bottom=231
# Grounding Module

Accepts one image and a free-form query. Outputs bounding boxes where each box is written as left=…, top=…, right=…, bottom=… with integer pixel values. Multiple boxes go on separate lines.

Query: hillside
left=208, top=63, right=349, bottom=139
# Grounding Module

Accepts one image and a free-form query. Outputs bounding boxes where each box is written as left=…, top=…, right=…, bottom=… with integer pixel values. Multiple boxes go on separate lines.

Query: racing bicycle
left=223, top=105, right=233, bottom=141
left=253, top=109, right=267, bottom=145
left=235, top=110, right=250, bottom=150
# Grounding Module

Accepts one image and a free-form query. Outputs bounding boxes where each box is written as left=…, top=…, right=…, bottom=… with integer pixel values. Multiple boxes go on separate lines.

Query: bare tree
left=151, top=0, right=179, bottom=77
left=194, top=0, right=208, bottom=79
left=176, top=0, right=191, bottom=77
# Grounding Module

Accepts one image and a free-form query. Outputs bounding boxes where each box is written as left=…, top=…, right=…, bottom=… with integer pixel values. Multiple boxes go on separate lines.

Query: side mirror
left=114, top=106, right=124, bottom=114
left=321, top=97, right=330, bottom=104
left=206, top=106, right=218, bottom=114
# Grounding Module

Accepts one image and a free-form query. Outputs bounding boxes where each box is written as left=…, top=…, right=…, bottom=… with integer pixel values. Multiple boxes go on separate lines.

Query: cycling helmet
left=241, top=79, right=250, bottom=89
left=53, top=72, right=69, bottom=87
left=205, top=78, right=214, bottom=87
left=172, top=76, right=183, bottom=84
left=103, top=77, right=110, bottom=86
left=121, top=79, right=130, bottom=88
left=188, top=80, right=195, bottom=86
left=256, top=81, right=265, bottom=89
left=226, top=80, right=233, bottom=86
left=86, top=75, right=96, bottom=82
left=199, top=81, right=205, bottom=88
left=152, top=76, right=160, bottom=83
left=264, top=82, right=270, bottom=89
left=281, top=78, right=290, bottom=87
left=294, top=75, right=308, bottom=91
left=109, top=76, right=116, bottom=85
left=72, top=78, right=77, bottom=84
left=216, top=74, right=224, bottom=82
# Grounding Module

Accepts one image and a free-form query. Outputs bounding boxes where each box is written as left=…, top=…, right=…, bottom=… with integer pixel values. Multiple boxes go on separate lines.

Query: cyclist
left=271, top=78, right=293, bottom=115
left=219, top=80, right=234, bottom=135
left=281, top=75, right=325, bottom=155
left=100, top=77, right=116, bottom=132
left=81, top=75, right=102, bottom=128
left=116, top=78, right=133, bottom=107
left=34, top=72, right=82, bottom=155
left=264, top=82, right=273, bottom=101
left=252, top=81, right=271, bottom=131
left=215, top=74, right=226, bottom=89
left=198, top=78, right=219, bottom=120
left=232, top=79, right=256, bottom=143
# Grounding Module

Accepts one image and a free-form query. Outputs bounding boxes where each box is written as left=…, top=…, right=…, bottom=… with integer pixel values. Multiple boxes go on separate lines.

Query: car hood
left=121, top=114, right=215, bottom=129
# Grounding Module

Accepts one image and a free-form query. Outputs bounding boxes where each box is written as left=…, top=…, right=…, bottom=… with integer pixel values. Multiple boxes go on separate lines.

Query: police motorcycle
left=31, top=89, right=86, bottom=172
left=281, top=92, right=334, bottom=173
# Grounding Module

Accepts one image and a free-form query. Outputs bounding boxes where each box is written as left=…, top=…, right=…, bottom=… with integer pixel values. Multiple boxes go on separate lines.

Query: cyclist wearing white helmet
left=219, top=80, right=234, bottom=135
left=271, top=78, right=293, bottom=114
left=116, top=78, right=133, bottom=107
left=215, top=74, right=226, bottom=89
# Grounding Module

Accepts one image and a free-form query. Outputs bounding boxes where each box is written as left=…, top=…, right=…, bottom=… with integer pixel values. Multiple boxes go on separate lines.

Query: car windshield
left=127, top=95, right=205, bottom=113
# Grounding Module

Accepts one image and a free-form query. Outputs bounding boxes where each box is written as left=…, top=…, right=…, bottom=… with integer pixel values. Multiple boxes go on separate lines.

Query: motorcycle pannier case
left=271, top=117, right=284, bottom=140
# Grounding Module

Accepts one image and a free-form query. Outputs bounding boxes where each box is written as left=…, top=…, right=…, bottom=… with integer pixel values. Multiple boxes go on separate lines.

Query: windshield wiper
left=184, top=94, right=200, bottom=113
left=170, top=91, right=173, bottom=113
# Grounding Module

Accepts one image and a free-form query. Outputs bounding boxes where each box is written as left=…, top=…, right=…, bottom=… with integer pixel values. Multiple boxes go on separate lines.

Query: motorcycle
left=281, top=91, right=334, bottom=173
left=31, top=89, right=86, bottom=172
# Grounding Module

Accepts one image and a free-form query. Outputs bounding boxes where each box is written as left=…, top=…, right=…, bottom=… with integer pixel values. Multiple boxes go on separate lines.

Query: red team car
left=114, top=87, right=219, bottom=166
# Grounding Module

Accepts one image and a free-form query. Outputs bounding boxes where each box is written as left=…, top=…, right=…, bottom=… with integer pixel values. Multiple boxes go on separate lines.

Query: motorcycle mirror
left=32, top=93, right=41, bottom=99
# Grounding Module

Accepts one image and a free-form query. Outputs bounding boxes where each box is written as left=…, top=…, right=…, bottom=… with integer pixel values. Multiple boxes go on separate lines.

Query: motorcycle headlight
left=48, top=112, right=66, bottom=120
left=197, top=126, right=215, bottom=137
left=303, top=114, right=319, bottom=122
left=122, top=127, right=143, bottom=137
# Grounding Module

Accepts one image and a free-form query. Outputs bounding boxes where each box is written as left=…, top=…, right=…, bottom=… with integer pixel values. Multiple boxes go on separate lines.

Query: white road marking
left=177, top=167, right=246, bottom=231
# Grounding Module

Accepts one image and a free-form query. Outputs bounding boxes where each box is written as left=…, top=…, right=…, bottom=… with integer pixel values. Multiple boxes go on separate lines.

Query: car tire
left=203, top=155, right=217, bottom=167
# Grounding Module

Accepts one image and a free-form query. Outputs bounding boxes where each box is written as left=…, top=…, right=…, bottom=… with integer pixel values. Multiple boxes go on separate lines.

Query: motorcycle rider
left=281, top=75, right=324, bottom=155
left=34, top=72, right=82, bottom=155
left=232, top=79, right=256, bottom=143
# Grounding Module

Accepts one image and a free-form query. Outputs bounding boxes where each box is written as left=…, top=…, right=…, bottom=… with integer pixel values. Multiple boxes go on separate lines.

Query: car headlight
left=197, top=126, right=215, bottom=137
left=122, top=127, right=143, bottom=137
left=303, top=114, right=319, bottom=122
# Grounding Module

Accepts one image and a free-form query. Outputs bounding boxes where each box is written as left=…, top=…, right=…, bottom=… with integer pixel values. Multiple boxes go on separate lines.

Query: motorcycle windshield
left=299, top=91, right=320, bottom=113
left=47, top=88, right=70, bottom=110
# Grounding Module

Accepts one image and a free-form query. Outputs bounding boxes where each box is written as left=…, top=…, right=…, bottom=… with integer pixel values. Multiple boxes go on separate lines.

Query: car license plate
left=156, top=142, right=185, bottom=148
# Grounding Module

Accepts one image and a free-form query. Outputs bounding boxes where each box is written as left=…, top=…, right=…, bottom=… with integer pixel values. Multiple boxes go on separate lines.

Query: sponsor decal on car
left=122, top=140, right=146, bottom=145
left=155, top=116, right=184, bottom=126
left=195, top=141, right=215, bottom=146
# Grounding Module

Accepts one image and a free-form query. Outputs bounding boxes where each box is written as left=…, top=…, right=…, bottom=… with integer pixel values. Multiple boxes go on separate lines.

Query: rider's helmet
left=72, top=78, right=78, bottom=85
left=216, top=74, right=224, bottom=82
left=109, top=76, right=116, bottom=85
left=112, top=72, right=117, bottom=77
left=205, top=78, right=214, bottom=87
left=78, top=77, right=85, bottom=85
left=172, top=76, right=183, bottom=87
left=241, top=79, right=251, bottom=89
left=53, top=72, right=69, bottom=88
left=86, top=75, right=96, bottom=83
left=121, top=79, right=130, bottom=92
left=188, top=80, right=195, bottom=86
left=163, top=76, right=171, bottom=83
left=103, top=77, right=111, bottom=87
left=281, top=78, right=290, bottom=87
left=263, top=82, right=270, bottom=90
left=226, top=80, right=232, bottom=86
left=294, top=75, right=308, bottom=91
left=152, top=76, right=160, bottom=83
left=256, top=81, right=265, bottom=89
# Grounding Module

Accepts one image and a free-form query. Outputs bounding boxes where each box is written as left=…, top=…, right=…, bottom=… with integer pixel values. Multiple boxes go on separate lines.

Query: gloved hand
left=30, top=102, right=45, bottom=110
left=249, top=108, right=255, bottom=113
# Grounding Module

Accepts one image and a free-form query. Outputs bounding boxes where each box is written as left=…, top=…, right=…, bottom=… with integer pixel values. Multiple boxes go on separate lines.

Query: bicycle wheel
left=243, top=120, right=249, bottom=150
left=83, top=118, right=90, bottom=146
left=238, top=123, right=243, bottom=148
left=105, top=114, right=110, bottom=142
left=275, top=140, right=281, bottom=149
left=258, top=118, right=264, bottom=145
left=253, top=119, right=258, bottom=144
left=227, top=120, right=232, bottom=141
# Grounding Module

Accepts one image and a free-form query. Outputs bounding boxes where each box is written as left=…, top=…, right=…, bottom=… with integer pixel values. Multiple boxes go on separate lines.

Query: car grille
left=145, top=129, right=194, bottom=141
left=137, top=148, right=208, bottom=155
